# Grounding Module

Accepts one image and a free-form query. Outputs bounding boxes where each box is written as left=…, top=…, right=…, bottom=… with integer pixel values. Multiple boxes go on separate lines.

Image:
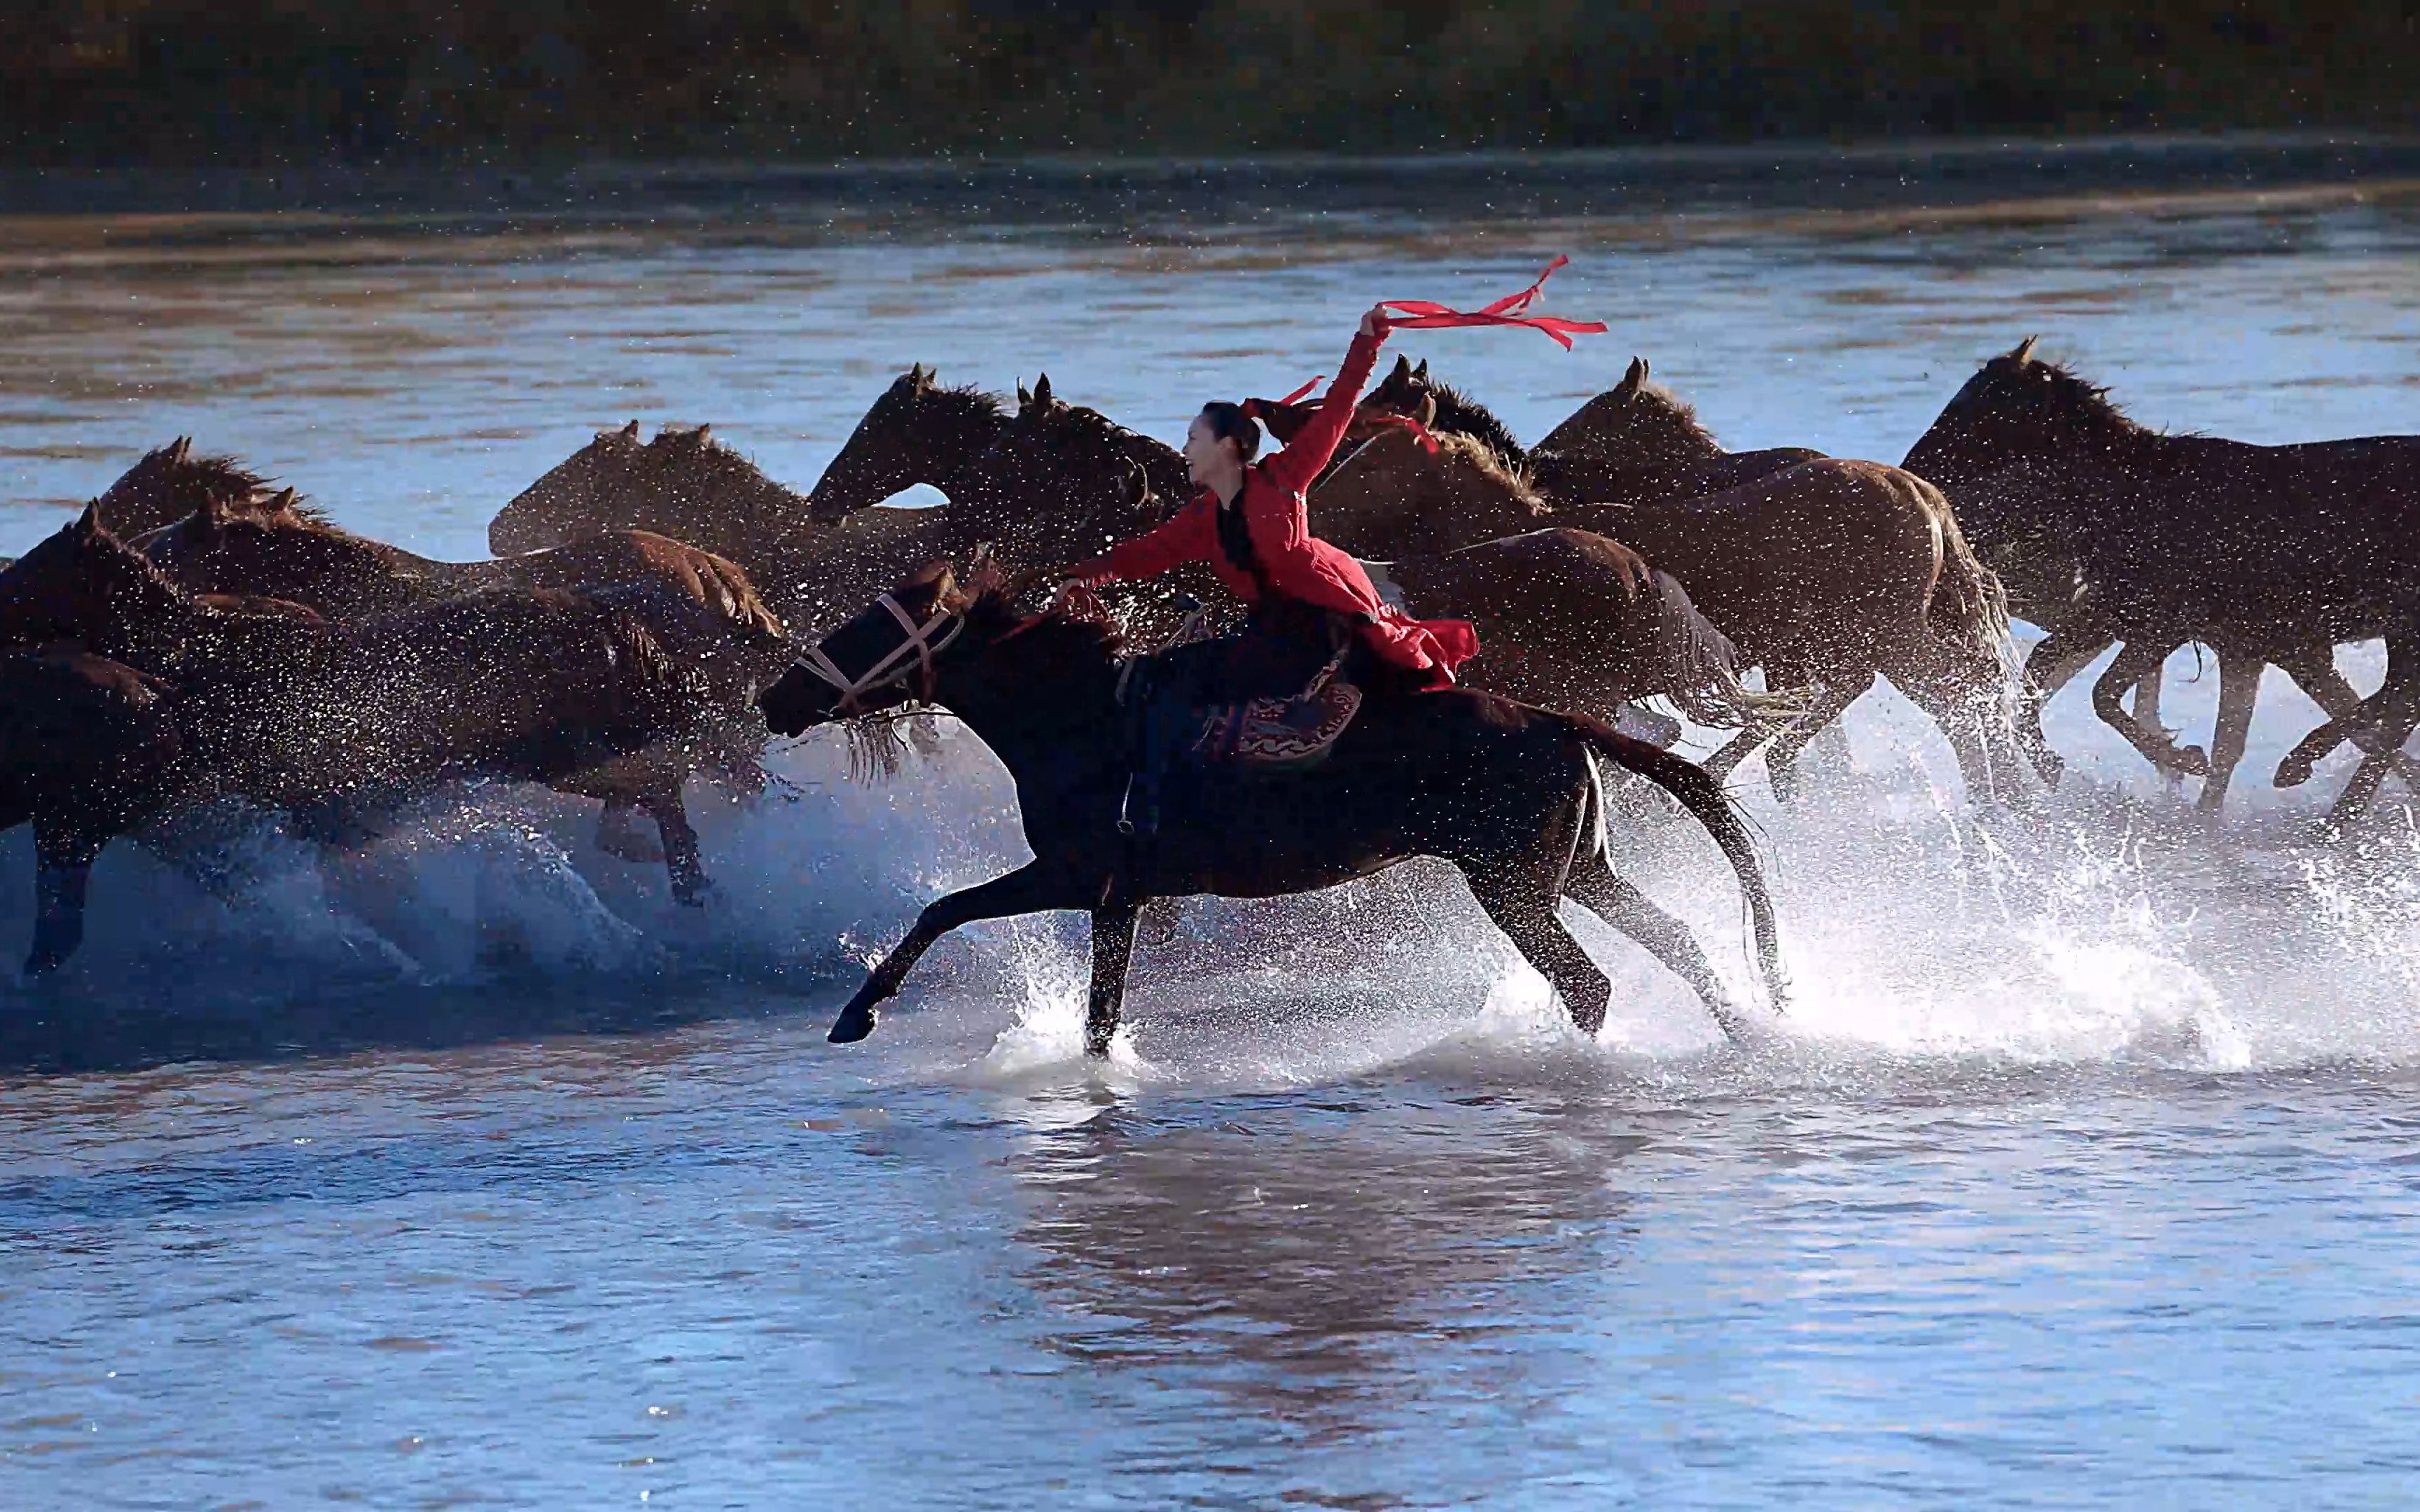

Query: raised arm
left=1262, top=308, right=1391, bottom=498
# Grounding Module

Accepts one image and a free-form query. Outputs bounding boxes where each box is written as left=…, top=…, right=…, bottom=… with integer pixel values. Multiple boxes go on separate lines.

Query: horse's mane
left=1623, top=379, right=1722, bottom=450
left=928, top=382, right=1008, bottom=424
left=1433, top=430, right=1552, bottom=515
left=2015, top=356, right=2162, bottom=442
left=1418, top=379, right=1529, bottom=466
left=647, top=425, right=802, bottom=497
left=218, top=489, right=334, bottom=528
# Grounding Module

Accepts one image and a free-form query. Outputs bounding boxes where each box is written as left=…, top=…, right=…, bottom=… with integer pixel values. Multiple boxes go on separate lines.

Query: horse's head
left=0, top=502, right=195, bottom=652
left=1905, top=337, right=2136, bottom=489
left=1307, top=416, right=1548, bottom=561
left=92, top=437, right=278, bottom=538
left=808, top=365, right=1008, bottom=524
left=756, top=559, right=981, bottom=736
left=1531, top=356, right=1716, bottom=469
left=491, top=419, right=648, bottom=554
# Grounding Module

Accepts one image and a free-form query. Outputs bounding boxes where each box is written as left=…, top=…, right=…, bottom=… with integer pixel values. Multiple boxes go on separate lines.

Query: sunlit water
left=4, top=155, right=2420, bottom=1506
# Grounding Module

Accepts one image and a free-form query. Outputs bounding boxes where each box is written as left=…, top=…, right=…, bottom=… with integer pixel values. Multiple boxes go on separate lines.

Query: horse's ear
left=1015, top=379, right=1033, bottom=411
left=169, top=435, right=193, bottom=463
left=688, top=424, right=712, bottom=449
left=620, top=419, right=641, bottom=441
left=910, top=363, right=933, bottom=392
left=72, top=500, right=100, bottom=537
left=1033, top=373, right=1054, bottom=410
left=1415, top=393, right=1438, bottom=430
left=1387, top=353, right=1412, bottom=384
left=1618, top=356, right=1648, bottom=396
left=1412, top=358, right=1429, bottom=381
left=270, top=486, right=300, bottom=517
left=2010, top=335, right=2038, bottom=365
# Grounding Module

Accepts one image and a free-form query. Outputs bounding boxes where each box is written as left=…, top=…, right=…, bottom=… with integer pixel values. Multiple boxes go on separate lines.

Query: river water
left=4, top=150, right=2420, bottom=1507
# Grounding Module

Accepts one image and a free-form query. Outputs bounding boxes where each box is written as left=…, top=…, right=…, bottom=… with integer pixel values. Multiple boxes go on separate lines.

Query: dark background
left=3, top=1, right=2412, bottom=167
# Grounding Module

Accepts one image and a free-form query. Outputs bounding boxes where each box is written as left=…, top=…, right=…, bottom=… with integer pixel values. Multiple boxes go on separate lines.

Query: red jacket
left=1071, top=326, right=1478, bottom=689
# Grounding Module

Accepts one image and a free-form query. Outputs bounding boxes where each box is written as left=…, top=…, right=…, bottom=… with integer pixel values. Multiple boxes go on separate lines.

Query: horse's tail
left=1564, top=715, right=1786, bottom=1011
left=1912, top=472, right=2018, bottom=680
left=1639, top=568, right=1805, bottom=729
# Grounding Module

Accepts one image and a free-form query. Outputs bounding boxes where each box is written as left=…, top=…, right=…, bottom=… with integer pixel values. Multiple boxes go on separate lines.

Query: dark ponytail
left=1197, top=401, right=1262, bottom=462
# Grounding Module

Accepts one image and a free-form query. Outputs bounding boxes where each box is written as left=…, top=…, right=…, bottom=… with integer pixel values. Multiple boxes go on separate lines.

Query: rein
left=793, top=593, right=966, bottom=714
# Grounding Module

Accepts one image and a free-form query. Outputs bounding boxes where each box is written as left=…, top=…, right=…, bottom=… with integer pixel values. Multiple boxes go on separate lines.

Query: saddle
left=1188, top=655, right=1364, bottom=771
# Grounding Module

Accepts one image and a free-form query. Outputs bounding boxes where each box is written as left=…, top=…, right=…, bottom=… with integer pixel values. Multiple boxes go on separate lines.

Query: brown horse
left=1522, top=357, right=1828, bottom=506
left=489, top=421, right=819, bottom=579
left=133, top=486, right=788, bottom=888
left=805, top=365, right=1013, bottom=523
left=756, top=563, right=1785, bottom=1054
left=0, top=507, right=722, bottom=970
left=1907, top=340, right=2420, bottom=817
left=1308, top=416, right=2024, bottom=803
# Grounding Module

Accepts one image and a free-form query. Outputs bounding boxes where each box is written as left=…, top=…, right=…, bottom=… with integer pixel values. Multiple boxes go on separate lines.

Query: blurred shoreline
left=3, top=132, right=2416, bottom=239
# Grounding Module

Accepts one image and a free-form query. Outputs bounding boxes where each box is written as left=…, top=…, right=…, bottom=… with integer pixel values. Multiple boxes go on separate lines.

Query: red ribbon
left=1377, top=255, right=1607, bottom=349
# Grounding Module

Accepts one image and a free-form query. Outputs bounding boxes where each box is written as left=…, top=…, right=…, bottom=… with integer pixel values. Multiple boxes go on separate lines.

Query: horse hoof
left=828, top=1002, right=878, bottom=1043
left=2173, top=746, right=2210, bottom=778
left=2275, top=754, right=2316, bottom=789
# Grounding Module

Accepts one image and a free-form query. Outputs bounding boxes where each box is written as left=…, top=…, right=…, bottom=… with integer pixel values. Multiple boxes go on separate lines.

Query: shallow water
left=6, top=153, right=2420, bottom=1506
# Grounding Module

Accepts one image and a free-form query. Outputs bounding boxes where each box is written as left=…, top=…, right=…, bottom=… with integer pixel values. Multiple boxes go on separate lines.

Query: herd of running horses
left=3, top=335, right=2415, bottom=1053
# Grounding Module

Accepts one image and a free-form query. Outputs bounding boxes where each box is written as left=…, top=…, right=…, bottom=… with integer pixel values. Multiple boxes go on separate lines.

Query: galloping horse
left=1907, top=339, right=2420, bottom=816
left=136, top=486, right=790, bottom=888
left=0, top=507, right=721, bottom=970
left=756, top=562, right=1785, bottom=1054
left=1307, top=414, right=2024, bottom=804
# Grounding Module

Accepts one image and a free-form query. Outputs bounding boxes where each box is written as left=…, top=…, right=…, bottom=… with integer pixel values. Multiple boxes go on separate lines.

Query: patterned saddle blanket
left=1189, top=659, right=1364, bottom=771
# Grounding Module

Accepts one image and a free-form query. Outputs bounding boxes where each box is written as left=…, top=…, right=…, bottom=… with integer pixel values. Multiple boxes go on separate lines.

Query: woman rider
left=1062, top=304, right=1477, bottom=705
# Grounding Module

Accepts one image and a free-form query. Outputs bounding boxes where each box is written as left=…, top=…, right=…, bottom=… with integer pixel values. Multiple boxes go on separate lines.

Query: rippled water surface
left=5, top=155, right=2420, bottom=1507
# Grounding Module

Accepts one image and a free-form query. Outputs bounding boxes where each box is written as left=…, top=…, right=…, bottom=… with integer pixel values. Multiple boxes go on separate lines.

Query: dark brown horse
left=137, top=487, right=791, bottom=885
left=0, top=649, right=188, bottom=974
left=1308, top=416, right=2024, bottom=803
left=1905, top=340, right=2420, bottom=820
left=756, top=563, right=1784, bottom=1055
left=0, top=507, right=721, bottom=971
left=805, top=365, right=1014, bottom=523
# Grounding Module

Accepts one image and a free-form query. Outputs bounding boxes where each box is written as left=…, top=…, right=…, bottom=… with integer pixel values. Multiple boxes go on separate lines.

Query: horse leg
left=1562, top=850, right=1744, bottom=1040
left=2322, top=635, right=2420, bottom=826
left=638, top=785, right=711, bottom=906
left=1085, top=898, right=1144, bottom=1059
left=2275, top=643, right=2420, bottom=793
left=2279, top=632, right=2420, bottom=793
left=1468, top=862, right=1613, bottom=1037
left=2093, top=638, right=2207, bottom=777
left=2130, top=652, right=2183, bottom=793
left=2197, top=647, right=2264, bottom=813
left=1762, top=673, right=1872, bottom=806
left=27, top=820, right=104, bottom=977
left=594, top=798, right=666, bottom=864
left=829, top=860, right=1087, bottom=1044
left=2016, top=626, right=2116, bottom=787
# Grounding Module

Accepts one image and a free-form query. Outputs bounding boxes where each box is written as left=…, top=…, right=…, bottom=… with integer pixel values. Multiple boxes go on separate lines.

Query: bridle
left=791, top=594, right=966, bottom=715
